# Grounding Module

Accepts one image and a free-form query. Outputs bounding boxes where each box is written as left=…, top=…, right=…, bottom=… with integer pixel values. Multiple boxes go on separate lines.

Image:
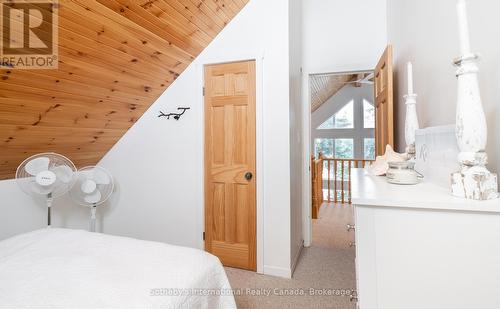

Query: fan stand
left=46, top=193, right=53, bottom=227
left=90, top=204, right=97, bottom=232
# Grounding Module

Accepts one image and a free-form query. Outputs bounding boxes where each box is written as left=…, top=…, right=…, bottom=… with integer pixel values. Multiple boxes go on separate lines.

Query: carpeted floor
left=225, top=203, right=356, bottom=309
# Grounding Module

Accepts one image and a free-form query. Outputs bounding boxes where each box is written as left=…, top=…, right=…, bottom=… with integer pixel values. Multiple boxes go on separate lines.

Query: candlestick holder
left=450, top=53, right=498, bottom=200
left=404, top=93, right=419, bottom=159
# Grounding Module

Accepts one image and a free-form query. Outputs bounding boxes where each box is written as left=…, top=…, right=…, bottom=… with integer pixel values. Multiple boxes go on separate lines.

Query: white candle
left=407, top=62, right=414, bottom=95
left=457, top=0, right=471, bottom=55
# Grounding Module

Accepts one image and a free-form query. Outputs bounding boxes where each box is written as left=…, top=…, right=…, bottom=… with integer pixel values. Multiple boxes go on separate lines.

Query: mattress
left=0, top=228, right=236, bottom=309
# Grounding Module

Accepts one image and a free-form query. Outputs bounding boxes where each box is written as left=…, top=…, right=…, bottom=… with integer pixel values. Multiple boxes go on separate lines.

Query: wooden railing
left=312, top=156, right=374, bottom=211
left=311, top=155, right=324, bottom=219
left=323, top=158, right=372, bottom=204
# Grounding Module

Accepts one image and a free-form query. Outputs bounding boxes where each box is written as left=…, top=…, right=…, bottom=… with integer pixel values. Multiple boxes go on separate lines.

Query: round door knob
left=245, top=172, right=253, bottom=181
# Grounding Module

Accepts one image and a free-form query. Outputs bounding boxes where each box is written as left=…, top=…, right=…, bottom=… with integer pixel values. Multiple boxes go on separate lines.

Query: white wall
left=303, top=0, right=388, bottom=75
left=0, top=180, right=47, bottom=239
left=288, top=0, right=304, bottom=272
left=387, top=0, right=500, bottom=173
left=301, top=0, right=388, bottom=244
left=0, top=179, right=98, bottom=240
left=311, top=84, right=375, bottom=159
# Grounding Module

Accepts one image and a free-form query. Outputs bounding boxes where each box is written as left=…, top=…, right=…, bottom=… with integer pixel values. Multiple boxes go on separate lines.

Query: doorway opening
left=309, top=70, right=375, bottom=247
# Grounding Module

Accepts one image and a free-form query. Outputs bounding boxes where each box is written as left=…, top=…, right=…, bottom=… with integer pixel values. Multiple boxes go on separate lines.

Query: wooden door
left=374, top=45, right=394, bottom=156
left=204, top=60, right=256, bottom=271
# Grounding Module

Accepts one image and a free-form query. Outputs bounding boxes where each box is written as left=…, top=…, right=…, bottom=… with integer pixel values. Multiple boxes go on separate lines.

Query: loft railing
left=311, top=155, right=324, bottom=219
left=312, top=154, right=374, bottom=213
left=323, top=158, right=373, bottom=204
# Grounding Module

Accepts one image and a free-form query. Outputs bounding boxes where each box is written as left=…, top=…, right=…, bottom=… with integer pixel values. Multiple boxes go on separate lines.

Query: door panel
left=374, top=45, right=394, bottom=156
left=204, top=60, right=256, bottom=271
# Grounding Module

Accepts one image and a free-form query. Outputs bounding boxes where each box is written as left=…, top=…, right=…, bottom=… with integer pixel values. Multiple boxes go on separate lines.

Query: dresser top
left=351, top=168, right=500, bottom=213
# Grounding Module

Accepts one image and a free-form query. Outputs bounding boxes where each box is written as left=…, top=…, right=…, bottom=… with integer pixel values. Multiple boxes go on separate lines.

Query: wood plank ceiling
left=310, top=74, right=356, bottom=112
left=310, top=73, right=373, bottom=112
left=0, top=0, right=248, bottom=180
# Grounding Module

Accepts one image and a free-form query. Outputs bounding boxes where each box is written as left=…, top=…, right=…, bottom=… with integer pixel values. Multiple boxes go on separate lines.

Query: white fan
left=69, top=166, right=114, bottom=232
left=16, top=153, right=77, bottom=226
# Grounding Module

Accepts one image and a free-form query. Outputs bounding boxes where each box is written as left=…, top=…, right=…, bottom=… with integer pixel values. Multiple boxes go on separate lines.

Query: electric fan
left=69, top=166, right=114, bottom=232
left=16, top=153, right=77, bottom=226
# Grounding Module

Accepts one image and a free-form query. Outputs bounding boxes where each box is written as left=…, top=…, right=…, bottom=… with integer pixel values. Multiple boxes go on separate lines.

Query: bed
left=0, top=228, right=237, bottom=309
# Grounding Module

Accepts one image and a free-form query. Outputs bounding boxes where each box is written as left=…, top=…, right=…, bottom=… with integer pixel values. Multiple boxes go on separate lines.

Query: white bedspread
left=0, top=228, right=236, bottom=309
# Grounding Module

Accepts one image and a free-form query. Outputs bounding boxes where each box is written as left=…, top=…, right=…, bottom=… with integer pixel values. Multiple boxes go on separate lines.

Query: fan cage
left=15, top=152, right=77, bottom=198
left=69, top=166, right=114, bottom=207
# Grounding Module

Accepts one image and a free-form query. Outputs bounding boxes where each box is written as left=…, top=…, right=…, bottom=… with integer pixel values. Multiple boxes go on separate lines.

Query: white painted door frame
left=198, top=51, right=266, bottom=273
left=302, top=71, right=313, bottom=247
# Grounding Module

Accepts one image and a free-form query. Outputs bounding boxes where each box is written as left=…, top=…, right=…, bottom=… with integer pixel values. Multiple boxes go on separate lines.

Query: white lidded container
left=386, top=161, right=422, bottom=185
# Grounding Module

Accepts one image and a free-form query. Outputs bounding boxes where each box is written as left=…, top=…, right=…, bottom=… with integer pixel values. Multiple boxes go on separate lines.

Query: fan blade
left=81, top=179, right=97, bottom=194
left=25, top=157, right=50, bottom=176
left=51, top=165, right=74, bottom=184
left=84, top=190, right=102, bottom=204
left=92, top=169, right=110, bottom=185
left=30, top=181, right=52, bottom=195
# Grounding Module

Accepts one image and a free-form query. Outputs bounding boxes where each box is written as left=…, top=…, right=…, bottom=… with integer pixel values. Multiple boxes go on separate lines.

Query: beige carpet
left=225, top=203, right=356, bottom=309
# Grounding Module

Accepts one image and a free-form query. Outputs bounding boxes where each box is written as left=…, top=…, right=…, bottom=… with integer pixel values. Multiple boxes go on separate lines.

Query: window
left=314, top=138, right=333, bottom=158
left=335, top=139, right=354, bottom=159
left=317, top=100, right=354, bottom=129
left=314, top=138, right=354, bottom=159
left=364, top=138, right=375, bottom=160
left=314, top=98, right=374, bottom=159
left=363, top=99, right=375, bottom=129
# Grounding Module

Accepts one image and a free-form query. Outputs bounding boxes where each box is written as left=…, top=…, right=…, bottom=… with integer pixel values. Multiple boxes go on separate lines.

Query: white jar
left=386, top=161, right=422, bottom=185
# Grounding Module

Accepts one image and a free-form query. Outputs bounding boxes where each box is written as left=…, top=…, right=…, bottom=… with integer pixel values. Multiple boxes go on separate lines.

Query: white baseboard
left=263, top=265, right=292, bottom=278
left=291, top=240, right=304, bottom=275
left=263, top=240, right=304, bottom=279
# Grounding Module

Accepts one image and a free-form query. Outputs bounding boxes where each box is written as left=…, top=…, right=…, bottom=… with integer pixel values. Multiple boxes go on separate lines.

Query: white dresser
left=351, top=168, right=500, bottom=309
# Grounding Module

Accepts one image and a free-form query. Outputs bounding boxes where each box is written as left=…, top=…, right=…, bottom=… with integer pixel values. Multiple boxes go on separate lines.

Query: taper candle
left=407, top=62, right=414, bottom=95
left=457, top=0, right=471, bottom=55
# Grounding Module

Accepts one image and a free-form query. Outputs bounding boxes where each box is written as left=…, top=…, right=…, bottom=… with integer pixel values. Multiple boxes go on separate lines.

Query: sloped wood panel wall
left=310, top=74, right=352, bottom=112
left=0, top=0, right=248, bottom=180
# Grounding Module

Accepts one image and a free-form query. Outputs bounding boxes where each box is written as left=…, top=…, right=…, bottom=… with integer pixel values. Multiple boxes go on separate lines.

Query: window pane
left=364, top=138, right=375, bottom=160
left=334, top=139, right=353, bottom=159
left=333, top=100, right=354, bottom=129
left=317, top=117, right=334, bottom=129
left=363, top=99, right=375, bottom=129
left=314, top=138, right=333, bottom=158
left=317, top=100, right=354, bottom=129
